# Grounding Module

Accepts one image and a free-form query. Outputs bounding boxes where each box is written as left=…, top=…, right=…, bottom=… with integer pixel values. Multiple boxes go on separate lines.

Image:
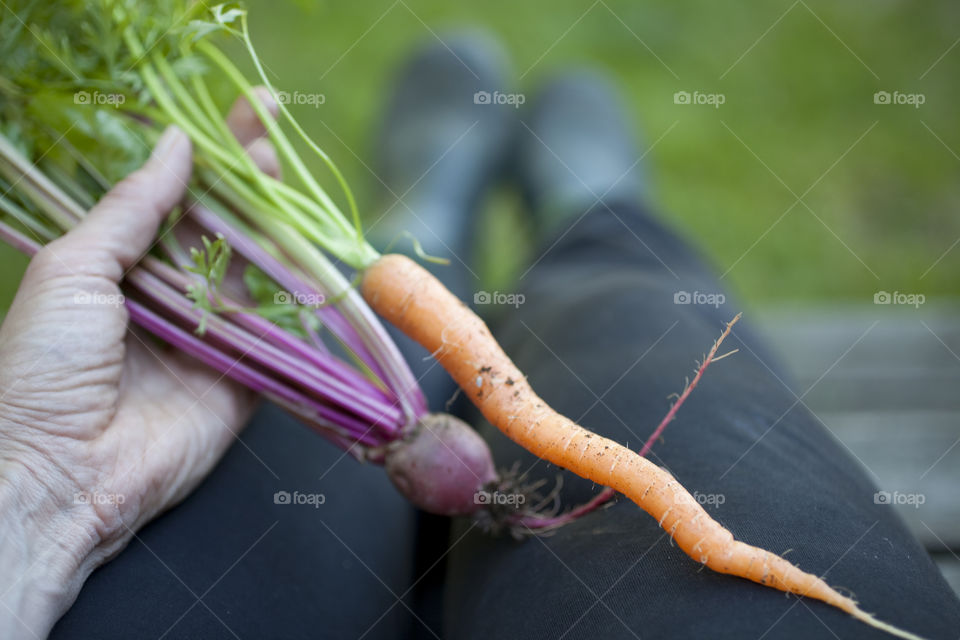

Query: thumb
left=45, top=125, right=193, bottom=283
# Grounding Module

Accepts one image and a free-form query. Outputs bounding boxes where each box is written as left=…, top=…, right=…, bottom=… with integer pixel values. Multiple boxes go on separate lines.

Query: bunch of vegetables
left=0, top=1, right=924, bottom=637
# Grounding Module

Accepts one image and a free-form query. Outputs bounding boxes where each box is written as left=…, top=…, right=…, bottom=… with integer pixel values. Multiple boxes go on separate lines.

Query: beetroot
left=385, top=413, right=497, bottom=516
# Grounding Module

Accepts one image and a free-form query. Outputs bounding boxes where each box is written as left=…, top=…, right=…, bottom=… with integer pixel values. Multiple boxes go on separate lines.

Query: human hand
left=0, top=91, right=278, bottom=638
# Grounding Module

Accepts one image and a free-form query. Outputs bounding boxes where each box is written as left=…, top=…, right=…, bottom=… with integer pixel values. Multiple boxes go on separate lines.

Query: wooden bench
left=755, top=302, right=960, bottom=596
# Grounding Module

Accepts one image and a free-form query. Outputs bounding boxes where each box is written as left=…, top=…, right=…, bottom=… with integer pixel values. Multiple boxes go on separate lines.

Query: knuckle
left=31, top=238, right=120, bottom=283
left=246, top=138, right=280, bottom=177
left=100, top=170, right=156, bottom=213
left=28, top=242, right=72, bottom=278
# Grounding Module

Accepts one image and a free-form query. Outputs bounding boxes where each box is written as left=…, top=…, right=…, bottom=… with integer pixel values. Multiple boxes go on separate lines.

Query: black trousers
left=52, top=202, right=960, bottom=639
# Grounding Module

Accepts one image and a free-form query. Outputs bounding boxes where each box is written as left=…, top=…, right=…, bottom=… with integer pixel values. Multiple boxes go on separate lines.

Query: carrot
left=362, top=253, right=924, bottom=640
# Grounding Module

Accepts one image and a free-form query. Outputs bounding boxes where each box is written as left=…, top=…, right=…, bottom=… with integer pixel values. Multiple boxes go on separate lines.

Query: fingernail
left=150, top=125, right=186, bottom=161
left=253, top=86, right=278, bottom=113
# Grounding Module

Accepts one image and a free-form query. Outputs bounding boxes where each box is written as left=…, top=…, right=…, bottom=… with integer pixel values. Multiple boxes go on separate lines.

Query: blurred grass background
left=3, top=0, right=958, bottom=310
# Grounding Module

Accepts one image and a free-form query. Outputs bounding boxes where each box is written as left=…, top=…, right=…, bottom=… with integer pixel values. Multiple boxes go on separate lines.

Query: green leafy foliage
left=185, top=233, right=232, bottom=334
left=183, top=3, right=244, bottom=42
left=242, top=263, right=323, bottom=338
left=0, top=0, right=378, bottom=272
left=0, top=0, right=189, bottom=188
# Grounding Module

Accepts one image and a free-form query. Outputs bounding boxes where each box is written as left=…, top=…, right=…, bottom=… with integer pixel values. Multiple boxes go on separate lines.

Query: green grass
left=3, top=0, right=959, bottom=312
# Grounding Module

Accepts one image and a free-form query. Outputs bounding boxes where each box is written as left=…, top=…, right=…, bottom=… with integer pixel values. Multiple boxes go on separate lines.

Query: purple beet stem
left=188, top=205, right=428, bottom=420
left=0, top=220, right=41, bottom=255
left=187, top=205, right=389, bottom=383
left=142, top=255, right=395, bottom=407
left=127, top=264, right=402, bottom=434
left=126, top=299, right=381, bottom=447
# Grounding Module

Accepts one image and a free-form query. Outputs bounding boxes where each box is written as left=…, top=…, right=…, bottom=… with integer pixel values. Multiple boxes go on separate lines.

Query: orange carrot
left=362, top=253, right=923, bottom=640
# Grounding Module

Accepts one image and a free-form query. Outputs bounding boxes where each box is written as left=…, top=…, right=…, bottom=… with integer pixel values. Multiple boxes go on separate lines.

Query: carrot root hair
left=515, top=313, right=743, bottom=532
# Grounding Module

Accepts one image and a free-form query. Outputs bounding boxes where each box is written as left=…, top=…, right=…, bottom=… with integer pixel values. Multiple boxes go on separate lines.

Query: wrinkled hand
left=0, top=91, right=278, bottom=638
